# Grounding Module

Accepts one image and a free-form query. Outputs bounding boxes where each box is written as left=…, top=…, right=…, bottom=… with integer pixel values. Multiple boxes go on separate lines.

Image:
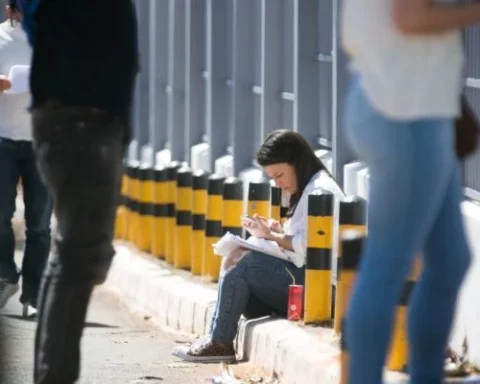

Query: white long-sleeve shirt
left=0, top=21, right=32, bottom=141
left=283, top=170, right=345, bottom=259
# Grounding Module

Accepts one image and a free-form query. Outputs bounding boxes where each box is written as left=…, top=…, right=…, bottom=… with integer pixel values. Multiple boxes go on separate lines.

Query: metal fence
left=130, top=0, right=353, bottom=187
left=131, top=0, right=480, bottom=196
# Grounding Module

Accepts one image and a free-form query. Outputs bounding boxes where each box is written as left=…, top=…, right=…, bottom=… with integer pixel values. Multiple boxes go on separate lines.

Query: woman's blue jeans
left=209, top=251, right=305, bottom=344
left=344, top=78, right=471, bottom=384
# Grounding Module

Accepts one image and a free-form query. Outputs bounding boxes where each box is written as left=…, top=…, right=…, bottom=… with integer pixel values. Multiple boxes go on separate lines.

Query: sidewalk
left=105, top=243, right=410, bottom=384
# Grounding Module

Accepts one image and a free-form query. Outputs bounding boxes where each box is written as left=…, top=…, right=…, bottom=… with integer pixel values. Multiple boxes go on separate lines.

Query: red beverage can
left=287, top=285, right=304, bottom=321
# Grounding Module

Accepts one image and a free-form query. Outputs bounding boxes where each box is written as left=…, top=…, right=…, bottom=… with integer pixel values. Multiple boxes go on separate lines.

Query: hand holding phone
left=241, top=215, right=258, bottom=228
left=241, top=214, right=273, bottom=239
left=0, top=75, right=11, bottom=93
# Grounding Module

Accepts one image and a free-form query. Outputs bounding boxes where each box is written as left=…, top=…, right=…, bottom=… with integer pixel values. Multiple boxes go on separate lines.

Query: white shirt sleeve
left=282, top=171, right=345, bottom=262
left=291, top=231, right=307, bottom=256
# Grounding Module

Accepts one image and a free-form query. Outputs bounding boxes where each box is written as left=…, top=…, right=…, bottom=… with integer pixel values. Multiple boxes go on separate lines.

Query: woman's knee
left=236, top=252, right=270, bottom=268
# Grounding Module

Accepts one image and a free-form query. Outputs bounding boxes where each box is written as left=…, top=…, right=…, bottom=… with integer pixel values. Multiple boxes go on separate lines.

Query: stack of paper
left=213, top=232, right=304, bottom=268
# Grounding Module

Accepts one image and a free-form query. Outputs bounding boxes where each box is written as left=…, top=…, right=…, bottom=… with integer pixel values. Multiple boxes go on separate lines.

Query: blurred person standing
left=9, top=0, right=138, bottom=383
left=341, top=0, right=480, bottom=383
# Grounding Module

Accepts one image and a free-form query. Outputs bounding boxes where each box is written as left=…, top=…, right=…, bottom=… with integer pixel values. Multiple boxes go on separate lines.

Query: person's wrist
left=266, top=231, right=278, bottom=242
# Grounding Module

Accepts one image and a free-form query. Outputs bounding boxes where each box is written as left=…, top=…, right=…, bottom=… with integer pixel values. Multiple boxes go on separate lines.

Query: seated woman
left=181, top=129, right=344, bottom=362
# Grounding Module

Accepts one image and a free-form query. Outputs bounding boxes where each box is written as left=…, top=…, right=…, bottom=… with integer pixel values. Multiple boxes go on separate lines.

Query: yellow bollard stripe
left=174, top=167, right=193, bottom=269
left=137, top=165, right=155, bottom=252
left=247, top=182, right=270, bottom=240
left=139, top=167, right=155, bottom=207
left=222, top=200, right=243, bottom=235
left=191, top=171, right=209, bottom=276
left=207, top=175, right=225, bottom=221
left=116, top=166, right=129, bottom=239
left=203, top=174, right=225, bottom=280
left=247, top=182, right=270, bottom=217
left=151, top=166, right=168, bottom=259
left=223, top=177, right=243, bottom=236
left=126, top=161, right=140, bottom=245
left=165, top=162, right=182, bottom=264
left=177, top=169, right=193, bottom=211
left=304, top=192, right=334, bottom=323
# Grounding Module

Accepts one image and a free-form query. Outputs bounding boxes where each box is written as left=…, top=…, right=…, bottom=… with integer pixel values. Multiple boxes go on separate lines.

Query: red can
left=287, top=285, right=304, bottom=321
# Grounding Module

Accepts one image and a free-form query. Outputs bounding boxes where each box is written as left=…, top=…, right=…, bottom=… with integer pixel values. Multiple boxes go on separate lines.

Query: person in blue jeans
left=341, top=0, right=480, bottom=382
left=178, top=130, right=344, bottom=362
left=0, top=7, right=52, bottom=318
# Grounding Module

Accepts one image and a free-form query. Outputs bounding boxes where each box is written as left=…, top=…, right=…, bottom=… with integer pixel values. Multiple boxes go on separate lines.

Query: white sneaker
left=22, top=303, right=37, bottom=319
left=0, top=280, right=19, bottom=308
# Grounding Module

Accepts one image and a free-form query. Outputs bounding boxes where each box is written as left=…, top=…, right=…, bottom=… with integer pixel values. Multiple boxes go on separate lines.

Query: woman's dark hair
left=256, top=130, right=327, bottom=217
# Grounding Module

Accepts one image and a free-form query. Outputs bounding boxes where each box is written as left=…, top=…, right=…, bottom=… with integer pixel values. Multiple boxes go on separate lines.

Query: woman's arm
left=243, top=215, right=296, bottom=251
left=393, top=0, right=480, bottom=35
left=266, top=232, right=295, bottom=252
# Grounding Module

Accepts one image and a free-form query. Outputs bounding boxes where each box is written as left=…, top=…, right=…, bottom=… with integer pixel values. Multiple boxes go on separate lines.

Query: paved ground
left=1, top=285, right=228, bottom=384
left=0, top=248, right=270, bottom=384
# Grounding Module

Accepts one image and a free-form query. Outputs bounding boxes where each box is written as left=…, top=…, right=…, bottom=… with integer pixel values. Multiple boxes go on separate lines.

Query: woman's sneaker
left=172, top=337, right=236, bottom=363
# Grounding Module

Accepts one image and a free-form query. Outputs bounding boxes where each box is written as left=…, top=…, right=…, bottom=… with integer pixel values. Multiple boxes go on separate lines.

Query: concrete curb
left=105, top=243, right=412, bottom=384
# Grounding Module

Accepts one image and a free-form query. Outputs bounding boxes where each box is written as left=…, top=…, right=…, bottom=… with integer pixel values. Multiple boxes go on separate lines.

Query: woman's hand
left=221, top=246, right=247, bottom=273
left=0, top=76, right=11, bottom=93
left=269, top=219, right=283, bottom=234
left=242, top=214, right=272, bottom=239
left=393, top=0, right=480, bottom=35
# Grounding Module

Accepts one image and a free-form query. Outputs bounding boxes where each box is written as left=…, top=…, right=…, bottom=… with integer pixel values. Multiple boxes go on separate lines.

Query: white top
left=341, top=0, right=464, bottom=119
left=0, top=21, right=32, bottom=141
left=283, top=170, right=345, bottom=259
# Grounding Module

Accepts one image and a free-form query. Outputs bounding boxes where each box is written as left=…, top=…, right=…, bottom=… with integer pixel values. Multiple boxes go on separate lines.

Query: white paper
left=213, top=232, right=305, bottom=268
left=5, top=65, right=30, bottom=94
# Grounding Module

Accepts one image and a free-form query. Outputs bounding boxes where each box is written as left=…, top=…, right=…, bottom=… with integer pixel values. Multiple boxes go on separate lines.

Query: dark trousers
left=0, top=137, right=52, bottom=307
left=31, top=105, right=127, bottom=384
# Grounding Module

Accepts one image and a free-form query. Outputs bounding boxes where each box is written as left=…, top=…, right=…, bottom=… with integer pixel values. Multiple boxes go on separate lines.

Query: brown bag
left=455, top=96, right=480, bottom=159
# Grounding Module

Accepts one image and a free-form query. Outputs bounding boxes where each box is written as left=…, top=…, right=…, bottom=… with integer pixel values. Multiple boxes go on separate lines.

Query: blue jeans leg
left=19, top=141, right=52, bottom=307
left=210, top=252, right=305, bottom=344
left=0, top=138, right=21, bottom=283
left=344, top=80, right=471, bottom=384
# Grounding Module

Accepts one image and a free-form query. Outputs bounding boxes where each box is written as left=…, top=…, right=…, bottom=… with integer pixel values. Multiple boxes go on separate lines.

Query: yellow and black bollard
left=152, top=166, right=168, bottom=259
left=174, top=167, right=193, bottom=270
left=137, top=164, right=155, bottom=252
left=270, top=185, right=281, bottom=222
left=339, top=230, right=365, bottom=384
left=165, top=161, right=182, bottom=264
left=122, top=163, right=132, bottom=240
left=127, top=161, right=140, bottom=246
left=223, top=178, right=243, bottom=237
left=304, top=191, right=335, bottom=324
left=334, top=196, right=367, bottom=332
left=387, top=257, right=423, bottom=371
left=203, top=174, right=225, bottom=281
left=115, top=164, right=129, bottom=240
left=246, top=181, right=270, bottom=238
left=191, top=171, right=209, bottom=275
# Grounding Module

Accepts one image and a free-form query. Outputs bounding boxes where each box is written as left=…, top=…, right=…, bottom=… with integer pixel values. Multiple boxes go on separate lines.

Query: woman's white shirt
left=283, top=170, right=345, bottom=259
left=341, top=0, right=464, bottom=120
